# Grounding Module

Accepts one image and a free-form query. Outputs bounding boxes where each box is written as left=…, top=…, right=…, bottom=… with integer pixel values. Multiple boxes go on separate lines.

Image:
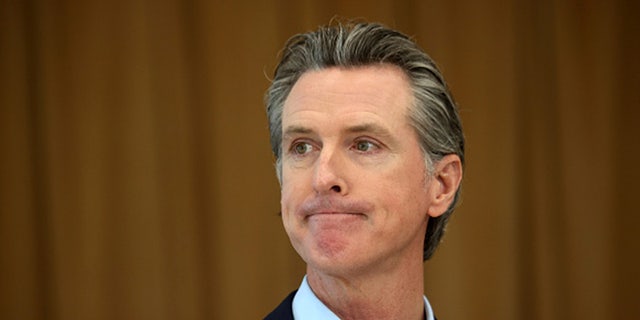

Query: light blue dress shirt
left=292, top=276, right=435, bottom=320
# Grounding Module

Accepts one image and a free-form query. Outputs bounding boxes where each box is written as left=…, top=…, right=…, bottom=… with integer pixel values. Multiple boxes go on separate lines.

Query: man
left=264, top=21, right=464, bottom=320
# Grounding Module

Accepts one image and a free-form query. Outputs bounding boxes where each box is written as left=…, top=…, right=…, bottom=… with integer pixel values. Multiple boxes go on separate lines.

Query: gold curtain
left=1, top=0, right=638, bottom=319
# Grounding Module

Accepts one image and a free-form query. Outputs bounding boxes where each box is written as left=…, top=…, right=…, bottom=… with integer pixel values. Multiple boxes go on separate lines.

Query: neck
left=306, top=256, right=425, bottom=320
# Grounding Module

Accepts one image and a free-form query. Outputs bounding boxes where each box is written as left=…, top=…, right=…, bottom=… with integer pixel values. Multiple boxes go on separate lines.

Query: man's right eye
left=292, top=142, right=312, bottom=155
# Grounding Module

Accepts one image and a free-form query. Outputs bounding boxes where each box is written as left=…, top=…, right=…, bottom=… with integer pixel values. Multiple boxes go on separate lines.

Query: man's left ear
left=427, top=154, right=463, bottom=218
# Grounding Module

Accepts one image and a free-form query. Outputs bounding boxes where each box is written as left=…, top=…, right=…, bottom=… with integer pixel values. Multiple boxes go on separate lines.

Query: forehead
left=282, top=65, right=414, bottom=129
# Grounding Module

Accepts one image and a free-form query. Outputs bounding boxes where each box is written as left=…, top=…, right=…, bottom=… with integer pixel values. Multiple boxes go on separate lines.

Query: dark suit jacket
left=264, top=290, right=296, bottom=320
left=263, top=290, right=438, bottom=320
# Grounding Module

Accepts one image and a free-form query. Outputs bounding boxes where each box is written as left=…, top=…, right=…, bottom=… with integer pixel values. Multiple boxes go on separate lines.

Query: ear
left=427, top=154, right=463, bottom=218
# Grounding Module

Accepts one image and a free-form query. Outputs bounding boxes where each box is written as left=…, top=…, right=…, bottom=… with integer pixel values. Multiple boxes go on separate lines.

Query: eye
left=354, top=140, right=378, bottom=152
left=292, top=142, right=313, bottom=155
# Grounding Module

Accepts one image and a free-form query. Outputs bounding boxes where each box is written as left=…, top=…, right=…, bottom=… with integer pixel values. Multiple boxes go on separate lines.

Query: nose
left=312, top=148, right=348, bottom=195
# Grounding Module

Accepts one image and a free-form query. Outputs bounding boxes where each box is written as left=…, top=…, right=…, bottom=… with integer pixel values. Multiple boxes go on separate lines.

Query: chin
left=299, top=237, right=368, bottom=275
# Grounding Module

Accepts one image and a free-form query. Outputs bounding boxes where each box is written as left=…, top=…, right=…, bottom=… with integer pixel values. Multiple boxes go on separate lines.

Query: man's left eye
left=354, top=140, right=376, bottom=152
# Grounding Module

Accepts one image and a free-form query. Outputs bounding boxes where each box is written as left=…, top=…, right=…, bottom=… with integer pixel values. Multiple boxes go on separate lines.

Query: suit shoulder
left=264, top=290, right=297, bottom=320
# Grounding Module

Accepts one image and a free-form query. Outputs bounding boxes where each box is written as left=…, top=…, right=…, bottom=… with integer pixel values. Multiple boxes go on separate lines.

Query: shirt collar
left=292, top=276, right=435, bottom=320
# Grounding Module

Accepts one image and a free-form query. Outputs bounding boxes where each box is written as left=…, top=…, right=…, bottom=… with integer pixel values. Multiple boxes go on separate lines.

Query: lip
left=306, top=211, right=364, bottom=218
left=297, top=197, right=373, bottom=219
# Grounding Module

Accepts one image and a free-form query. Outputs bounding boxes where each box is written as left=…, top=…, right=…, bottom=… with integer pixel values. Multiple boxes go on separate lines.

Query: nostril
left=330, top=185, right=341, bottom=193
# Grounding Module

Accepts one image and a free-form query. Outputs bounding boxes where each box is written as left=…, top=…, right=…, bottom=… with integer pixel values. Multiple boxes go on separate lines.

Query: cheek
left=374, top=182, right=431, bottom=246
left=280, top=185, right=294, bottom=217
left=373, top=167, right=430, bottom=218
left=280, top=172, right=306, bottom=217
left=380, top=186, right=427, bottom=217
left=279, top=186, right=298, bottom=239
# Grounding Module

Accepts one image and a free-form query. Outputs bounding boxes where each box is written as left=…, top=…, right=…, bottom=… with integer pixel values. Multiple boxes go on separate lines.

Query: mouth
left=305, top=211, right=364, bottom=219
left=297, top=197, right=373, bottom=220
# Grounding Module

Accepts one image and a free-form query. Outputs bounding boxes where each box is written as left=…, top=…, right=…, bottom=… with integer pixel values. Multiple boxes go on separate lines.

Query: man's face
left=280, top=65, right=438, bottom=276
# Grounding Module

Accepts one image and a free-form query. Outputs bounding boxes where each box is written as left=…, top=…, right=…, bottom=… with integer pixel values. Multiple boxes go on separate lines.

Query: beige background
left=1, top=0, right=639, bottom=319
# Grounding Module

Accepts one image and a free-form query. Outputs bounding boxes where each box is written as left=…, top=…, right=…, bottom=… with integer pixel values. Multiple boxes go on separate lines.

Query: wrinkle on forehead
left=283, top=65, right=413, bottom=121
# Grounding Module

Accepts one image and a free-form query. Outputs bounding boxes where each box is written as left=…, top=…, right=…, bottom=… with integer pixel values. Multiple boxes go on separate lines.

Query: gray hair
left=265, top=22, right=465, bottom=261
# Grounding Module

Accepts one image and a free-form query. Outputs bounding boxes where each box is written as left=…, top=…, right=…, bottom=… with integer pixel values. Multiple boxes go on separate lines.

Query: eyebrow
left=345, top=123, right=393, bottom=138
left=283, top=125, right=314, bottom=139
left=283, top=122, right=396, bottom=146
